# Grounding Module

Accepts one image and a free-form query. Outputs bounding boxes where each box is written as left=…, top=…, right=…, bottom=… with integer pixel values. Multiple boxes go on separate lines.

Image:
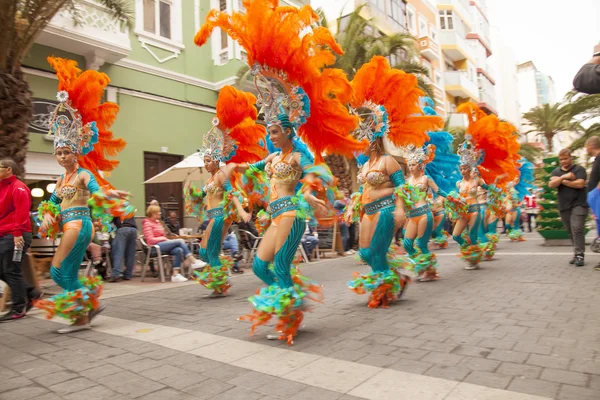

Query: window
left=142, top=0, right=172, bottom=39
left=220, top=0, right=228, bottom=50
left=418, top=15, right=428, bottom=37
left=135, top=0, right=183, bottom=62
left=389, top=0, right=406, bottom=26
left=407, top=6, right=416, bottom=33
left=439, top=10, right=453, bottom=30
left=422, top=59, right=433, bottom=80
left=434, top=70, right=443, bottom=87
left=429, top=24, right=438, bottom=42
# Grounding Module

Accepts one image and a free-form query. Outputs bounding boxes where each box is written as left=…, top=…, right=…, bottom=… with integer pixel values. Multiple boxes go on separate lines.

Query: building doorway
left=144, top=152, right=184, bottom=225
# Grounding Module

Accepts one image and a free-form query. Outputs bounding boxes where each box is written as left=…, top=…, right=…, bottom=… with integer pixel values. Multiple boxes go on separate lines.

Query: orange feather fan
left=195, top=0, right=366, bottom=162
left=47, top=57, right=125, bottom=188
left=457, top=102, right=521, bottom=185
left=351, top=56, right=442, bottom=148
left=216, top=86, right=267, bottom=164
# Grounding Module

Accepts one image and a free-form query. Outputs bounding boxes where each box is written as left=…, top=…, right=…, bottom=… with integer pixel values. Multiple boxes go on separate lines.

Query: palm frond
left=92, top=0, right=133, bottom=24
left=569, top=123, right=600, bottom=152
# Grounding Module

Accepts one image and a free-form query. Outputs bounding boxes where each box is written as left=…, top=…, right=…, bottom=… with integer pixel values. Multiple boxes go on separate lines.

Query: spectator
left=585, top=137, right=600, bottom=271
left=549, top=149, right=588, bottom=266
left=573, top=43, right=600, bottom=94
left=238, top=211, right=259, bottom=250
left=150, top=199, right=168, bottom=223
left=143, top=205, right=200, bottom=282
left=222, top=229, right=243, bottom=274
left=166, top=211, right=180, bottom=235
left=524, top=189, right=538, bottom=232
left=334, top=190, right=352, bottom=255
left=109, top=217, right=138, bottom=282
left=0, top=158, right=42, bottom=322
left=87, top=242, right=105, bottom=279
left=301, top=222, right=319, bottom=261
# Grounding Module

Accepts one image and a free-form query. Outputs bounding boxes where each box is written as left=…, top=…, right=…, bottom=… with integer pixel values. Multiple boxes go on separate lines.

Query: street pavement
left=1, top=232, right=599, bottom=399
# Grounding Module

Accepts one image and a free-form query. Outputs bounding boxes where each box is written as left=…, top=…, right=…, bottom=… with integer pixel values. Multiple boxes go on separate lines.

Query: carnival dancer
left=345, top=57, right=442, bottom=305
left=482, top=183, right=506, bottom=260
left=403, top=144, right=448, bottom=281
left=506, top=159, right=535, bottom=241
left=446, top=103, right=520, bottom=270
left=35, top=57, right=134, bottom=333
left=186, top=86, right=267, bottom=297
left=195, top=0, right=365, bottom=344
left=421, top=101, right=460, bottom=250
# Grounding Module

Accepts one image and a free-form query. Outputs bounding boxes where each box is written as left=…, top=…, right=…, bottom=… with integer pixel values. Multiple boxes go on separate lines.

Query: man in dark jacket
left=573, top=44, right=600, bottom=94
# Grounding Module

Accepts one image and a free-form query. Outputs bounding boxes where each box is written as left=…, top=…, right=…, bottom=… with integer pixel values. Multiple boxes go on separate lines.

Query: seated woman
left=142, top=205, right=200, bottom=282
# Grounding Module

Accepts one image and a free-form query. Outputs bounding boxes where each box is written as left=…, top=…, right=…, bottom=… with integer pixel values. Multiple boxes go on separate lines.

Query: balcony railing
left=444, top=71, right=479, bottom=100
left=447, top=112, right=468, bottom=128
left=36, top=0, right=131, bottom=68
left=418, top=36, right=440, bottom=61
left=479, top=90, right=497, bottom=111
left=439, top=31, right=476, bottom=62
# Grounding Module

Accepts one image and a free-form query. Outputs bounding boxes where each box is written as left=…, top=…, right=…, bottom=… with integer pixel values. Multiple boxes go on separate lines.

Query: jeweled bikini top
left=408, top=174, right=428, bottom=192
left=266, top=151, right=301, bottom=184
left=203, top=172, right=225, bottom=195
left=358, top=157, right=389, bottom=188
left=56, top=169, right=90, bottom=203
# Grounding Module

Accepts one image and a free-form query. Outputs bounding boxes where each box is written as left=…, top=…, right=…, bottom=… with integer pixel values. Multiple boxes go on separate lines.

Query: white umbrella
left=143, top=152, right=210, bottom=184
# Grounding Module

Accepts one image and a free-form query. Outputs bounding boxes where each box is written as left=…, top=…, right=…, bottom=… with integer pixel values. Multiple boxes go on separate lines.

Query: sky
left=311, top=0, right=600, bottom=101
left=486, top=0, right=600, bottom=100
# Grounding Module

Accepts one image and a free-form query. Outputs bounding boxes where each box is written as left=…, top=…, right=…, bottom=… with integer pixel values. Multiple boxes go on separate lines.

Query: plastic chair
left=139, top=236, right=172, bottom=283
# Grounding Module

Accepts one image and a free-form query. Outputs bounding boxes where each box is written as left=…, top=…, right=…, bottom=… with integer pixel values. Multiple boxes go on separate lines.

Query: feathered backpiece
left=350, top=57, right=442, bottom=148
left=457, top=102, right=521, bottom=185
left=195, top=0, right=365, bottom=162
left=203, top=86, right=267, bottom=164
left=515, top=158, right=536, bottom=201
left=47, top=57, right=125, bottom=188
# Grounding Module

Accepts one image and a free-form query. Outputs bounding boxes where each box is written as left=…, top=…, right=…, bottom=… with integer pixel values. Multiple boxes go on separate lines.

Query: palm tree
left=569, top=123, right=600, bottom=153
left=236, top=5, right=434, bottom=100
left=522, top=103, right=581, bottom=153
left=0, top=1, right=130, bottom=176
left=518, top=142, right=542, bottom=164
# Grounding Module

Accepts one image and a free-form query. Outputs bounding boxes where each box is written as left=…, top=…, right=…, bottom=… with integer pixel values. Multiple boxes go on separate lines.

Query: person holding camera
left=0, top=159, right=42, bottom=322
left=573, top=44, right=600, bottom=94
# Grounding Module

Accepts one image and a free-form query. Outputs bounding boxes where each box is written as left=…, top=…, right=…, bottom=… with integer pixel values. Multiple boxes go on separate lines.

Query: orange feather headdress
left=47, top=57, right=125, bottom=188
left=195, top=0, right=366, bottom=162
left=203, top=85, right=267, bottom=164
left=350, top=56, right=442, bottom=148
left=457, top=102, right=521, bottom=185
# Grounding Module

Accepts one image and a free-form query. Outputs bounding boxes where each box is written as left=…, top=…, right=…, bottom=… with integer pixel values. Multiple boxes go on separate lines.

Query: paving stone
left=457, top=356, right=501, bottom=372
left=48, top=378, right=97, bottom=396
left=202, top=364, right=250, bottom=381
left=11, top=359, right=65, bottom=378
left=451, top=344, right=491, bottom=358
left=487, top=349, right=529, bottom=363
left=496, top=362, right=542, bottom=379
left=212, top=386, right=264, bottom=400
left=416, top=331, right=452, bottom=342
left=507, top=377, right=560, bottom=398
left=526, top=354, right=571, bottom=369
left=420, top=340, right=458, bottom=353
left=557, top=384, right=600, bottom=400
left=478, top=338, right=517, bottom=350
left=122, top=358, right=164, bottom=373
left=424, top=365, right=471, bottom=381
left=389, top=347, right=429, bottom=361
left=63, top=385, right=124, bottom=400
left=0, top=386, right=48, bottom=400
left=288, top=386, right=342, bottom=400
left=79, top=364, right=126, bottom=381
left=34, top=371, right=80, bottom=387
left=136, top=388, right=198, bottom=400
left=363, top=333, right=398, bottom=345
left=139, top=364, right=187, bottom=381
left=538, top=336, right=578, bottom=348
left=139, top=347, right=183, bottom=360
left=540, top=368, right=589, bottom=386
left=28, top=394, right=63, bottom=400
left=388, top=359, right=434, bottom=374
left=356, top=354, right=398, bottom=368
left=569, top=359, right=600, bottom=374
left=445, top=335, right=483, bottom=346
left=421, top=351, right=464, bottom=367
left=102, top=371, right=166, bottom=397
left=183, top=378, right=233, bottom=399
left=463, top=371, right=511, bottom=389
left=328, top=349, right=369, bottom=362
left=513, top=342, right=553, bottom=355
left=388, top=337, right=426, bottom=348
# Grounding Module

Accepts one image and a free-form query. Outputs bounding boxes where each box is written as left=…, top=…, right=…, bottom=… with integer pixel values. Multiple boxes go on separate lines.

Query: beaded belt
left=206, top=207, right=224, bottom=219
left=466, top=203, right=485, bottom=213
left=406, top=204, right=430, bottom=218
left=60, top=207, right=90, bottom=224
left=364, top=195, right=395, bottom=215
left=434, top=209, right=445, bottom=217
left=269, top=196, right=299, bottom=219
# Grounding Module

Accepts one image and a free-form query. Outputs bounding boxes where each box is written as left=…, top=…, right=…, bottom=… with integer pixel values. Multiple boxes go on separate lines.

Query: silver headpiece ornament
left=457, top=134, right=483, bottom=168
left=404, top=144, right=435, bottom=165
left=200, top=117, right=236, bottom=163
left=48, top=91, right=98, bottom=155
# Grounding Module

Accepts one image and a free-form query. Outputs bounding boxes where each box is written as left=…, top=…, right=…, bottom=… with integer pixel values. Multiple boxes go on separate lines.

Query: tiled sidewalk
left=1, top=233, right=599, bottom=399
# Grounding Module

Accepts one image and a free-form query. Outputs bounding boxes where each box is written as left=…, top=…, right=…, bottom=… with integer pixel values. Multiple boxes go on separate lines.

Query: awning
left=25, top=152, right=63, bottom=180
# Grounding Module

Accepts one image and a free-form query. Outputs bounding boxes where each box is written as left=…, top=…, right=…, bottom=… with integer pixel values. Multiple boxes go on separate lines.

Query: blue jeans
left=302, top=236, right=319, bottom=257
left=223, top=235, right=239, bottom=269
left=339, top=222, right=349, bottom=252
left=111, top=227, right=138, bottom=279
left=157, top=239, right=191, bottom=268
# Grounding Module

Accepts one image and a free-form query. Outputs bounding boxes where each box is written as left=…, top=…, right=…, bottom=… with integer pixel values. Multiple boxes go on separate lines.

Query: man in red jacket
left=0, top=159, right=41, bottom=322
